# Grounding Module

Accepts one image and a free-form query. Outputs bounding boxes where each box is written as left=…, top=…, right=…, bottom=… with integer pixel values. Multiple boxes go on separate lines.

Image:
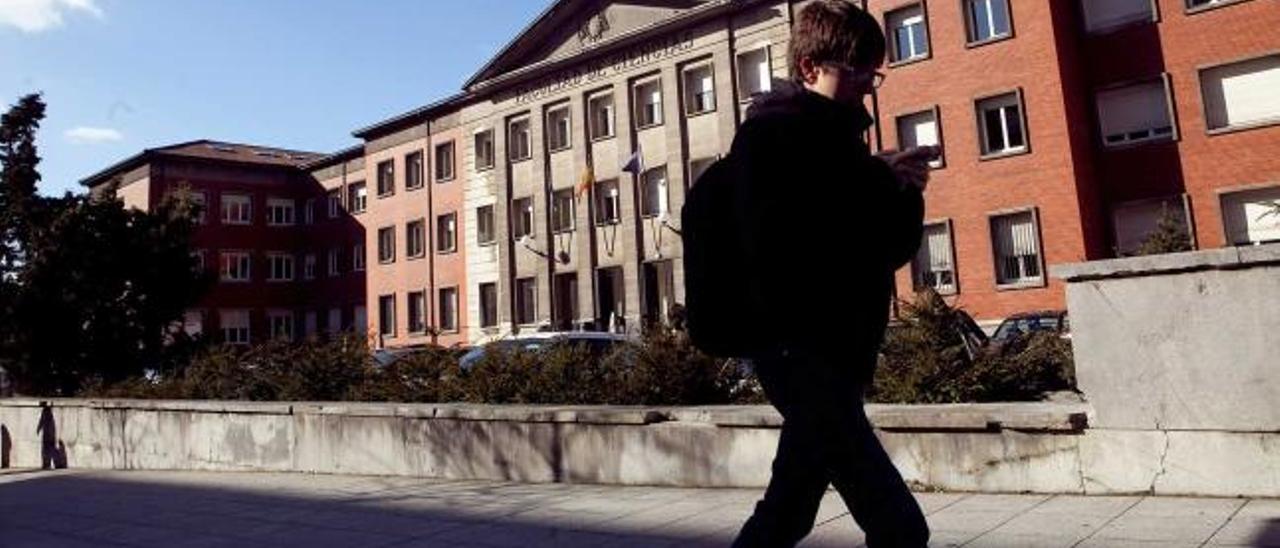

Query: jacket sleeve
left=865, top=156, right=925, bottom=270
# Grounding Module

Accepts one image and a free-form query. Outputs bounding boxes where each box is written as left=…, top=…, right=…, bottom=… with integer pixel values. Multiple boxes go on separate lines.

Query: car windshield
left=993, top=316, right=1061, bottom=341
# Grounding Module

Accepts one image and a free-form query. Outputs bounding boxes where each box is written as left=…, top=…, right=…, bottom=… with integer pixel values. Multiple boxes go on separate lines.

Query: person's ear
left=797, top=56, right=820, bottom=85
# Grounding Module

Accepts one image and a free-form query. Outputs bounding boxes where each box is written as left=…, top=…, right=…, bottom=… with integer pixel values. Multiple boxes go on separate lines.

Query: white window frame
left=438, top=287, right=459, bottom=333
left=267, top=253, right=295, bottom=282
left=509, top=117, right=532, bottom=162
left=349, top=183, right=367, bottom=214
left=437, top=212, right=457, bottom=254
left=353, top=244, right=366, bottom=272
left=595, top=179, right=622, bottom=225
left=887, top=4, right=930, bottom=64
left=408, top=291, right=427, bottom=334
left=989, top=208, right=1046, bottom=289
left=221, top=194, right=252, bottom=225
left=435, top=141, right=456, bottom=182
left=1198, top=53, right=1280, bottom=134
left=512, top=197, right=534, bottom=239
left=1185, top=0, right=1252, bottom=13
left=682, top=63, right=716, bottom=116
left=634, top=78, right=664, bottom=129
left=377, top=160, right=395, bottom=197
left=474, top=129, right=495, bottom=171
left=266, top=198, right=295, bottom=226
left=552, top=189, right=576, bottom=234
left=378, top=227, right=396, bottom=264
left=304, top=254, right=316, bottom=280
left=406, top=150, right=425, bottom=189
left=912, top=220, right=958, bottom=294
left=515, top=277, right=538, bottom=326
left=268, top=310, right=294, bottom=342
left=220, top=251, right=251, bottom=283
left=479, top=282, right=499, bottom=328
left=1218, top=185, right=1280, bottom=246
left=406, top=219, right=426, bottom=259
left=736, top=46, right=773, bottom=101
left=220, top=309, right=251, bottom=345
left=477, top=205, right=496, bottom=245
left=588, top=92, right=616, bottom=141
left=976, top=90, right=1029, bottom=158
left=546, top=106, right=572, bottom=152
left=1095, top=75, right=1176, bottom=147
left=378, top=294, right=397, bottom=338
left=964, top=0, right=1013, bottom=45
left=303, top=198, right=315, bottom=224
left=896, top=107, right=945, bottom=168
left=328, top=190, right=342, bottom=218
left=639, top=167, right=669, bottom=218
left=328, top=248, right=340, bottom=276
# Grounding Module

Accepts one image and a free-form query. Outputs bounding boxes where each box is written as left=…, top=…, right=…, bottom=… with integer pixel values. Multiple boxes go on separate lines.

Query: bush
left=869, top=289, right=1076, bottom=403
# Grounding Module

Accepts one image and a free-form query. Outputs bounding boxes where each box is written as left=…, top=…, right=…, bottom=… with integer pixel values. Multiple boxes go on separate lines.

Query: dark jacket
left=729, top=81, right=924, bottom=370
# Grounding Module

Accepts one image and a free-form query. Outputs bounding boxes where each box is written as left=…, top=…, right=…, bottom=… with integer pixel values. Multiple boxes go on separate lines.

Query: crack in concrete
left=1150, top=426, right=1171, bottom=494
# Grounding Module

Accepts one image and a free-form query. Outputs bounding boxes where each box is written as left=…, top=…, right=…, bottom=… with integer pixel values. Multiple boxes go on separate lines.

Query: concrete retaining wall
left=2, top=398, right=1276, bottom=497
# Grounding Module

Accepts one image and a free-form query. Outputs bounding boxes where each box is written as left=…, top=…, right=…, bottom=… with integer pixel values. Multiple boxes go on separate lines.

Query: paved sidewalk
left=0, top=470, right=1276, bottom=547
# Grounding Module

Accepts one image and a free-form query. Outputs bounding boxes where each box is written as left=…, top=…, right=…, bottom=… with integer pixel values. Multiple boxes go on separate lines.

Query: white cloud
left=65, top=126, right=122, bottom=145
left=0, top=0, right=103, bottom=33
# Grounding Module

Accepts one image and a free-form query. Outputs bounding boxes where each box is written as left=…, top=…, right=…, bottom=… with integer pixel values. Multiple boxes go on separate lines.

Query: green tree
left=1135, top=204, right=1193, bottom=256
left=0, top=94, right=210, bottom=395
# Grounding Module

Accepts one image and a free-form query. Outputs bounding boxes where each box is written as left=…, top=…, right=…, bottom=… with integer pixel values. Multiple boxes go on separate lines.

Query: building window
left=552, top=189, right=575, bottom=233
left=546, top=106, right=572, bottom=152
left=512, top=197, right=534, bottom=239
left=378, top=294, right=396, bottom=337
left=220, top=252, right=251, bottom=282
left=303, top=198, right=315, bottom=224
left=515, top=278, right=537, bottom=325
left=191, top=249, right=207, bottom=274
left=588, top=92, right=615, bottom=140
left=328, top=248, right=340, bottom=276
left=1200, top=54, right=1280, bottom=133
left=1112, top=197, right=1192, bottom=256
left=353, top=244, right=365, bottom=272
left=190, top=192, right=207, bottom=224
left=1186, top=0, right=1247, bottom=10
left=268, top=310, right=294, bottom=342
left=509, top=118, right=532, bottom=161
left=477, top=205, right=496, bottom=245
left=964, top=0, right=1012, bottom=44
left=896, top=109, right=944, bottom=168
left=689, top=157, right=717, bottom=185
left=479, top=282, right=498, bottom=328
left=990, top=210, right=1043, bottom=287
left=439, top=287, right=458, bottom=332
left=475, top=130, right=495, bottom=170
left=595, top=179, right=621, bottom=225
left=640, top=167, right=668, bottom=218
left=182, top=310, right=205, bottom=337
left=1096, top=78, right=1175, bottom=146
left=304, top=254, right=316, bottom=280
left=435, top=141, right=456, bottom=182
left=683, top=64, right=716, bottom=115
left=634, top=79, right=663, bottom=128
left=327, top=308, right=343, bottom=334
left=887, top=4, right=929, bottom=63
left=976, top=91, right=1027, bottom=157
left=406, top=219, right=426, bottom=259
left=328, top=190, right=341, bottom=218
left=348, top=182, right=367, bottom=214
left=437, top=213, right=457, bottom=253
left=408, top=291, right=426, bottom=334
left=266, top=198, right=295, bottom=226
left=912, top=222, right=957, bottom=294
left=221, top=194, right=252, bottom=225
left=406, top=151, right=424, bottom=190
left=377, top=160, right=395, bottom=197
left=1081, top=0, right=1154, bottom=32
left=304, top=312, right=318, bottom=339
left=266, top=253, right=294, bottom=282
left=378, top=226, right=396, bottom=264
left=1221, top=186, right=1280, bottom=246
left=220, top=310, right=250, bottom=345
left=736, top=47, right=772, bottom=100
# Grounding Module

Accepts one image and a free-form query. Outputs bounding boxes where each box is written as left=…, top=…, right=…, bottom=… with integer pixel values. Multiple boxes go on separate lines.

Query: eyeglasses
left=824, top=62, right=887, bottom=89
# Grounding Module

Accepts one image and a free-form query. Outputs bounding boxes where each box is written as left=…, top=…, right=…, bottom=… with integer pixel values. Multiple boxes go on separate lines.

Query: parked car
left=372, top=344, right=466, bottom=368
left=458, top=332, right=631, bottom=371
left=989, top=310, right=1070, bottom=346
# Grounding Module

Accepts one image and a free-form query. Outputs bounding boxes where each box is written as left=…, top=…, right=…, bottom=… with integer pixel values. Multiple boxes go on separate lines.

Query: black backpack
left=680, top=157, right=767, bottom=358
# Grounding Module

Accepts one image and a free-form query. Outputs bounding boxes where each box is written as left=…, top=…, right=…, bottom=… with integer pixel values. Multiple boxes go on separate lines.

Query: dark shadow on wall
left=37, top=402, right=68, bottom=470
left=1253, top=518, right=1280, bottom=547
left=1, top=423, right=11, bottom=468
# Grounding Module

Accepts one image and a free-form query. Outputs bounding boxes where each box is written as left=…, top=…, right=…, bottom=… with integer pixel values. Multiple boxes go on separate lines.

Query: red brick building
left=83, top=141, right=366, bottom=344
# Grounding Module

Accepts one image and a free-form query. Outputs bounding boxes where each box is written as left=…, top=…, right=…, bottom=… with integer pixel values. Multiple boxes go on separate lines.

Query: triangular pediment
left=466, top=0, right=711, bottom=90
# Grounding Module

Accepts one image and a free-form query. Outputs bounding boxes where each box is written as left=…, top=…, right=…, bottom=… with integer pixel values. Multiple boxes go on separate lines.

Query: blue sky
left=0, top=0, right=550, bottom=196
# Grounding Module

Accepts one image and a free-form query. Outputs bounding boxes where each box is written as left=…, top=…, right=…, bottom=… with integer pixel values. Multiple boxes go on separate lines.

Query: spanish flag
left=576, top=166, right=596, bottom=197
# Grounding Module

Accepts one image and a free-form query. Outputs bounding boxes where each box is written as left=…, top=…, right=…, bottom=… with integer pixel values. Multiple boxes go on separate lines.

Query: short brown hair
left=790, top=0, right=886, bottom=81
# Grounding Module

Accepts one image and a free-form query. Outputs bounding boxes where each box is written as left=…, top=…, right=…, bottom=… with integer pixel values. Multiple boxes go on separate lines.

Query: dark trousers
left=732, top=351, right=929, bottom=548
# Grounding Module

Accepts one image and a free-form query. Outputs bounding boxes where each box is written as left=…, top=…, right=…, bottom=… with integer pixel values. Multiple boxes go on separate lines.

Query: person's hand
left=876, top=146, right=939, bottom=192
